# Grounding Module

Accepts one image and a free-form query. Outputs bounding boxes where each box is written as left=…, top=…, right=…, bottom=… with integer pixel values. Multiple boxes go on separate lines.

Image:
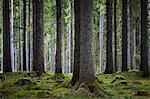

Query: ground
left=0, top=71, right=150, bottom=99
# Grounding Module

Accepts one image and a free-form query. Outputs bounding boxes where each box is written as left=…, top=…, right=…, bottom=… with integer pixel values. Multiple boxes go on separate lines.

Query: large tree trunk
left=55, top=0, right=62, bottom=74
left=122, top=0, right=128, bottom=71
left=79, top=0, right=95, bottom=83
left=105, top=0, right=114, bottom=74
left=3, top=0, right=12, bottom=72
left=140, top=0, right=149, bottom=77
left=33, top=0, right=44, bottom=72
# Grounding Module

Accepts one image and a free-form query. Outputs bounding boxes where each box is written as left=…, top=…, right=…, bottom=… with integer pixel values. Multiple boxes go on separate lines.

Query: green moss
left=52, top=87, right=70, bottom=97
left=0, top=87, right=19, bottom=95
left=0, top=72, right=150, bottom=98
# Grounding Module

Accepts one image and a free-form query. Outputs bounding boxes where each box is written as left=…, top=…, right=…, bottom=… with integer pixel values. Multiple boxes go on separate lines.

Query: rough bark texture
left=55, top=0, right=62, bottom=74
left=71, top=0, right=80, bottom=85
left=33, top=0, right=44, bottom=72
left=79, top=0, right=95, bottom=83
left=140, top=0, right=149, bottom=77
left=105, top=0, right=114, bottom=74
left=122, top=0, right=128, bottom=71
left=3, top=0, right=12, bottom=72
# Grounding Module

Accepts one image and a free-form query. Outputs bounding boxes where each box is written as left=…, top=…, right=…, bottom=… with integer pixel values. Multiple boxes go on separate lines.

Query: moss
left=73, top=82, right=80, bottom=90
left=0, top=87, right=19, bottom=95
left=57, top=80, right=72, bottom=88
left=1, top=72, right=150, bottom=98
left=51, top=87, right=70, bottom=97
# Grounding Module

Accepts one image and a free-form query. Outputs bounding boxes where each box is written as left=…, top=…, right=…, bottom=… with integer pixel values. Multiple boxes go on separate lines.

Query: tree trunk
left=3, top=0, right=12, bottom=72
left=55, top=0, right=62, bottom=74
left=71, top=0, right=80, bottom=85
left=129, top=0, right=136, bottom=70
left=23, top=0, right=27, bottom=71
left=10, top=0, right=15, bottom=72
left=122, top=0, right=128, bottom=71
left=18, top=0, right=22, bottom=71
left=79, top=0, right=95, bottom=83
left=114, top=0, right=118, bottom=71
left=105, top=0, right=114, bottom=74
left=127, top=0, right=131, bottom=70
left=69, top=0, right=74, bottom=73
left=99, top=14, right=104, bottom=73
left=28, top=0, right=31, bottom=71
left=33, top=0, right=44, bottom=72
left=140, top=0, right=149, bottom=77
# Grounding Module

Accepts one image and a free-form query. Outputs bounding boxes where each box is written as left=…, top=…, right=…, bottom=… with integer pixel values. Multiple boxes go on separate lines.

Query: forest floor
left=0, top=71, right=150, bottom=99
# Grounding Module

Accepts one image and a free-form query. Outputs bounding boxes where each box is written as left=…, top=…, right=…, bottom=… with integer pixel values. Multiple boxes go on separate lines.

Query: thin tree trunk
left=114, top=0, right=118, bottom=71
left=18, top=0, right=22, bottom=71
left=99, top=14, right=104, bottom=73
left=127, top=0, right=131, bottom=70
left=122, top=0, right=128, bottom=71
left=55, top=0, right=62, bottom=74
left=105, top=0, right=114, bottom=74
left=28, top=0, right=31, bottom=71
left=23, top=0, right=27, bottom=71
left=3, top=0, right=12, bottom=72
left=129, top=0, right=136, bottom=70
left=69, top=0, right=74, bottom=73
left=10, top=0, right=15, bottom=72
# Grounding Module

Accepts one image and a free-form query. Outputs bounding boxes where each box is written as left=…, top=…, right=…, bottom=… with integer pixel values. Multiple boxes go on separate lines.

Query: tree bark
left=18, top=0, right=22, bottom=71
left=10, top=0, right=15, bottom=72
left=23, top=0, right=27, bottom=71
left=71, top=0, right=80, bottom=85
left=79, top=0, right=95, bottom=83
left=114, top=0, right=118, bottom=71
left=69, top=0, right=74, bottom=73
left=3, top=0, right=12, bottom=72
left=122, top=0, right=128, bottom=71
left=140, top=0, right=149, bottom=77
left=105, top=0, right=114, bottom=74
left=33, top=0, right=44, bottom=72
left=99, top=14, right=104, bottom=73
left=28, top=0, right=31, bottom=71
left=55, top=0, right=62, bottom=74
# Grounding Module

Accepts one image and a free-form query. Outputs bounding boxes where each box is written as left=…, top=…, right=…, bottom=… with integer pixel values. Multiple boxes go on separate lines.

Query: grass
left=0, top=71, right=150, bottom=98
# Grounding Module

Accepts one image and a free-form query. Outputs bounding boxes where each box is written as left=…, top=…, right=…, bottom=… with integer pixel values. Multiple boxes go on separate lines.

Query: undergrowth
left=0, top=70, right=150, bottom=99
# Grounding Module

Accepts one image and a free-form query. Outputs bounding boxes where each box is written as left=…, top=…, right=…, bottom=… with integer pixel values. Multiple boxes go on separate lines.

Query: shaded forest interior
left=0, top=0, right=150, bottom=98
